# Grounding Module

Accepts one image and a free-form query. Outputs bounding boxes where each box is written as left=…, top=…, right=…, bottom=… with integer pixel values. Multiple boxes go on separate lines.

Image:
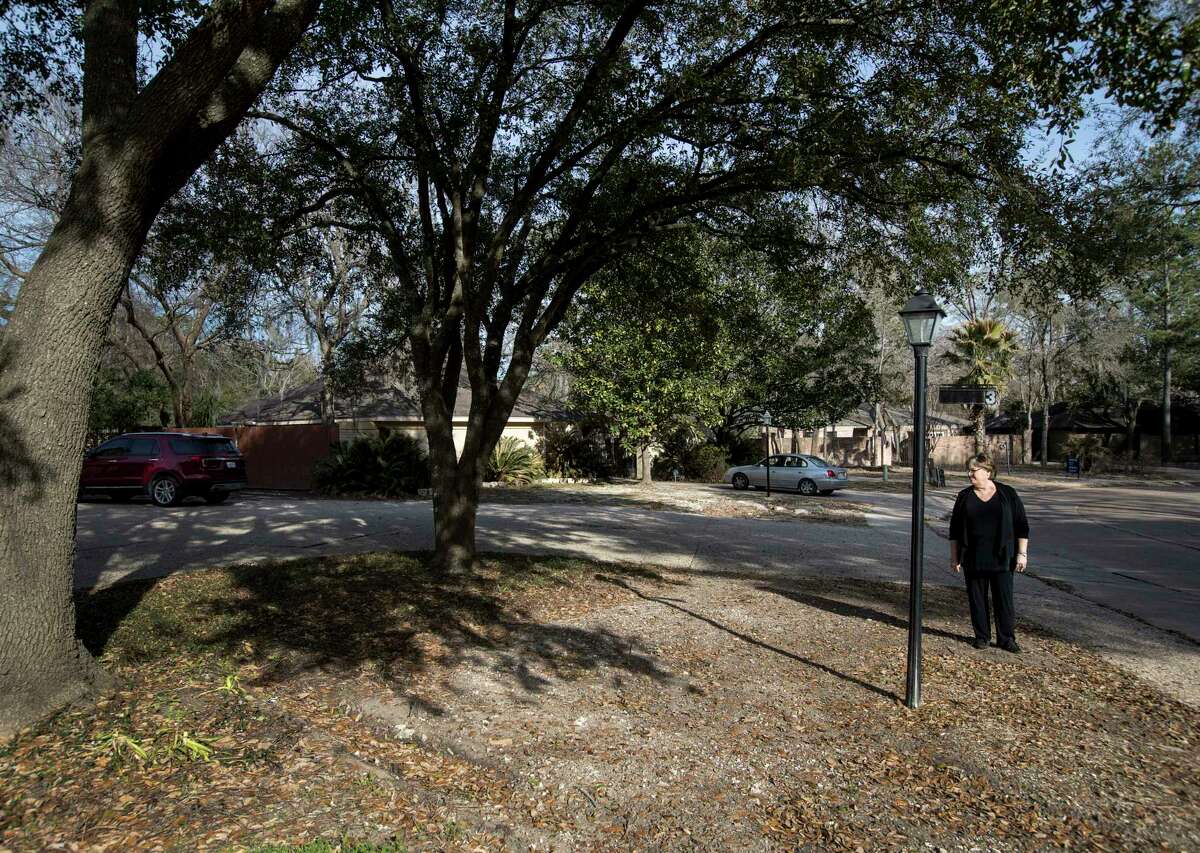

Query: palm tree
left=944, top=318, right=1020, bottom=453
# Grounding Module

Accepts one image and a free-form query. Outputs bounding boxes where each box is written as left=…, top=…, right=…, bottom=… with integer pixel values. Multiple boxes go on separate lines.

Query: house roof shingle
left=220, top=376, right=564, bottom=425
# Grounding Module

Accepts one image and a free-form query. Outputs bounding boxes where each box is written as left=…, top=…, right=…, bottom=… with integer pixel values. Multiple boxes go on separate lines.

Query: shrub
left=725, top=432, right=764, bottom=466
left=313, top=433, right=431, bottom=497
left=537, top=422, right=617, bottom=479
left=1062, top=434, right=1110, bottom=473
left=686, top=443, right=729, bottom=482
left=652, top=442, right=729, bottom=482
left=487, top=436, right=545, bottom=484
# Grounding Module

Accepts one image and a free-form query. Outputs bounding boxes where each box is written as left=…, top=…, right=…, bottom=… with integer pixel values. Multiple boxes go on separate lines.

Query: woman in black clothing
left=949, top=453, right=1030, bottom=652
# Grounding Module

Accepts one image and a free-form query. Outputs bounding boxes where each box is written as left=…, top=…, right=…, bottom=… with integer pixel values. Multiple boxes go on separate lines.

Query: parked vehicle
left=723, top=453, right=849, bottom=495
left=80, top=433, right=247, bottom=506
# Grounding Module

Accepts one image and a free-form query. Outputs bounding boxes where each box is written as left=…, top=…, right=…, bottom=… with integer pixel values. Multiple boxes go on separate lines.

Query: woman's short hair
left=967, top=453, right=996, bottom=478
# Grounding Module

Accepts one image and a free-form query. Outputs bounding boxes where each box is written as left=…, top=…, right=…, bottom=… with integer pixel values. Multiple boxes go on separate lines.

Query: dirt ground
left=480, top=480, right=871, bottom=524
left=2, top=553, right=1196, bottom=852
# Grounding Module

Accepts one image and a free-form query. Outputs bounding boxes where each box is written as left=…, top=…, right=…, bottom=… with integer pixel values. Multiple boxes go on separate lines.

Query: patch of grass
left=249, top=840, right=409, bottom=853
left=75, top=552, right=663, bottom=684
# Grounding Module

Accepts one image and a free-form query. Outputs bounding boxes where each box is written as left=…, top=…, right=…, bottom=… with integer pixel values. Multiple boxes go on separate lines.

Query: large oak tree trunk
left=0, top=164, right=149, bottom=734
left=0, top=0, right=320, bottom=737
left=433, top=468, right=482, bottom=575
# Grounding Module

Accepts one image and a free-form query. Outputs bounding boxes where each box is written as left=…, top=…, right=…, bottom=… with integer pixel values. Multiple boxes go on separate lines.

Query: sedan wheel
left=150, top=476, right=181, bottom=507
left=732, top=473, right=749, bottom=490
left=798, top=478, right=818, bottom=496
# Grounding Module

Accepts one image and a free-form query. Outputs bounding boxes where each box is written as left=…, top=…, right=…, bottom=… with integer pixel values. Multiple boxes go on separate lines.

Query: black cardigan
left=948, top=482, right=1030, bottom=573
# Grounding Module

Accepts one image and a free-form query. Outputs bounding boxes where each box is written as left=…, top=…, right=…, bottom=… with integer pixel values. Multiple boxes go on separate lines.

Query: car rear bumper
left=820, top=478, right=849, bottom=490
left=207, top=480, right=249, bottom=493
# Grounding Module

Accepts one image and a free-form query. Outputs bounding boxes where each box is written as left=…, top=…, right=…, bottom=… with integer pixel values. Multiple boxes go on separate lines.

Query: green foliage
left=91, top=730, right=151, bottom=765
left=313, top=434, right=431, bottom=497
left=89, top=724, right=213, bottom=766
left=652, top=442, right=729, bottom=483
left=88, top=368, right=169, bottom=439
left=724, top=433, right=765, bottom=467
left=486, top=437, right=545, bottom=485
left=944, top=319, right=1020, bottom=390
left=536, top=422, right=617, bottom=480
left=162, top=728, right=214, bottom=763
left=1062, top=434, right=1110, bottom=473
left=558, top=231, right=879, bottom=465
left=249, top=839, right=410, bottom=853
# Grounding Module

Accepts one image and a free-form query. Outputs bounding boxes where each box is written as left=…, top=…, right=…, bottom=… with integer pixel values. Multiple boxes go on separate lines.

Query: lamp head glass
left=899, top=288, right=946, bottom=347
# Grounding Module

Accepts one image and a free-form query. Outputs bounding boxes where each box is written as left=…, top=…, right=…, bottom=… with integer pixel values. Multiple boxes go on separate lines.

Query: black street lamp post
left=898, top=288, right=946, bottom=710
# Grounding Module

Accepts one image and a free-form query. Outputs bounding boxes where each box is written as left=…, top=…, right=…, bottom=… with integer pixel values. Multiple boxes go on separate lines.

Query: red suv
left=80, top=432, right=248, bottom=506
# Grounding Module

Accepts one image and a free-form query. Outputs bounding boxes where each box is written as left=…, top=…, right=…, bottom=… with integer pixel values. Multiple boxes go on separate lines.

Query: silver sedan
left=723, top=454, right=849, bottom=496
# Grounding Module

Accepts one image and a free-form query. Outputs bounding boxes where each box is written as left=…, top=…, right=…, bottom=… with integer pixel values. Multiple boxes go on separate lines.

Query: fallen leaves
left=1, top=560, right=1197, bottom=851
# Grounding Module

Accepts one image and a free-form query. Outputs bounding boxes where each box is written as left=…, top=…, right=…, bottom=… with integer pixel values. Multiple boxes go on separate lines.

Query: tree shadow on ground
left=76, top=552, right=679, bottom=715
left=756, top=575, right=1058, bottom=642
left=597, top=573, right=900, bottom=702
left=76, top=577, right=165, bottom=659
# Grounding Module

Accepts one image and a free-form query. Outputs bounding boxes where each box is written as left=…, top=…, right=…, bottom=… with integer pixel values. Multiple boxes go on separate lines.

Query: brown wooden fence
left=177, top=425, right=338, bottom=490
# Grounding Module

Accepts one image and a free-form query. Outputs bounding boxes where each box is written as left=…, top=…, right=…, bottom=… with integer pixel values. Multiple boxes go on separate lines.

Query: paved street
left=74, top=480, right=1200, bottom=704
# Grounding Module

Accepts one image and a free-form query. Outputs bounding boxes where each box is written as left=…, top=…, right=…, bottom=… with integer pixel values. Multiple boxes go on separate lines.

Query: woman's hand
left=1015, top=554, right=1028, bottom=573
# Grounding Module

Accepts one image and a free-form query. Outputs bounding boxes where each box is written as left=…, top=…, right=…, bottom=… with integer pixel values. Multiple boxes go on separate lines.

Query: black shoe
left=999, top=640, right=1022, bottom=654
left=972, top=638, right=989, bottom=649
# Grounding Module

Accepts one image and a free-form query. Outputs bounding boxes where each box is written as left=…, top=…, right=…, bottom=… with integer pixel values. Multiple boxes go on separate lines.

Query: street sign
left=938, top=385, right=998, bottom=406
left=1065, top=456, right=1081, bottom=476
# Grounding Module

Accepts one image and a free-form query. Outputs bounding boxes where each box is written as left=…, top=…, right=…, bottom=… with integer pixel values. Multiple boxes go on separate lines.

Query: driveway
left=74, top=480, right=1200, bottom=706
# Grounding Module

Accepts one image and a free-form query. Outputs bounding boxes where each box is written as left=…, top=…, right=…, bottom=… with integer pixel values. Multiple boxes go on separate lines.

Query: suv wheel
left=204, top=490, right=230, bottom=505
left=150, top=475, right=182, bottom=507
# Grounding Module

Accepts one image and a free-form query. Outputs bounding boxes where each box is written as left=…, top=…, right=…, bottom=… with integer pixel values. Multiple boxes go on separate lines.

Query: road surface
left=73, top=480, right=1200, bottom=704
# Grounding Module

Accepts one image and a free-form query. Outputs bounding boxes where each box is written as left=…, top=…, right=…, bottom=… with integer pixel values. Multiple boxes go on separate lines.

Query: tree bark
left=0, top=179, right=143, bottom=735
left=433, top=465, right=481, bottom=575
left=639, top=445, right=653, bottom=485
left=971, top=404, right=986, bottom=455
left=1022, top=410, right=1032, bottom=465
left=0, top=0, right=321, bottom=737
left=319, top=340, right=337, bottom=427
left=1040, top=401, right=1051, bottom=466
left=1162, top=264, right=1172, bottom=464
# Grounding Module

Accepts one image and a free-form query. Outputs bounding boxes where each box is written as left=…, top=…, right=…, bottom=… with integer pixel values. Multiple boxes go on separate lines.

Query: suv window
left=169, top=437, right=238, bottom=455
left=94, top=439, right=131, bottom=458
left=128, top=438, right=159, bottom=456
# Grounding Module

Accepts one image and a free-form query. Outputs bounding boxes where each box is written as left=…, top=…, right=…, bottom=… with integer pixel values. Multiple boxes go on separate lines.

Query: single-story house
left=987, top=399, right=1200, bottom=463
left=220, top=376, right=568, bottom=456
left=757, top=403, right=972, bottom=468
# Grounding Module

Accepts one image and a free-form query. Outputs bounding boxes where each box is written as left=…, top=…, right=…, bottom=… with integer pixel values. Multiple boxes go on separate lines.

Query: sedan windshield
left=807, top=457, right=832, bottom=467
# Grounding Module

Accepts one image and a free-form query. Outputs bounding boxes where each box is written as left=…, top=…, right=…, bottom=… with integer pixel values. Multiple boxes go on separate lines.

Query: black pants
left=964, top=570, right=1015, bottom=645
